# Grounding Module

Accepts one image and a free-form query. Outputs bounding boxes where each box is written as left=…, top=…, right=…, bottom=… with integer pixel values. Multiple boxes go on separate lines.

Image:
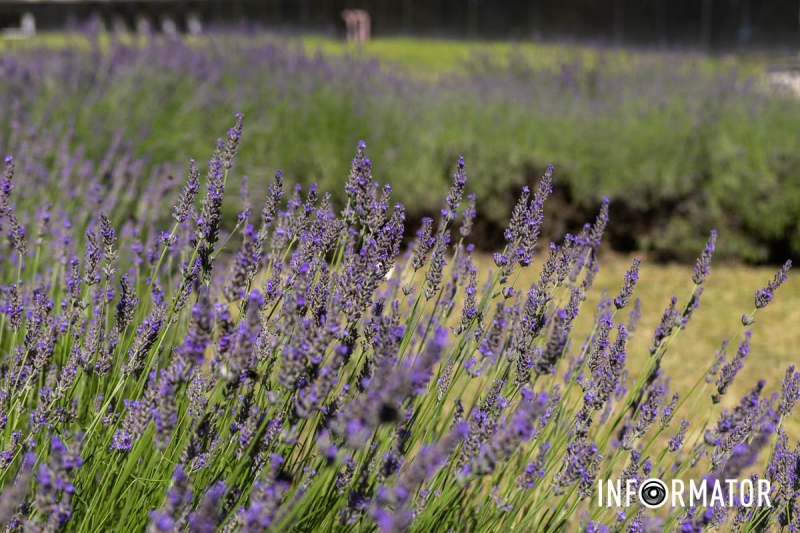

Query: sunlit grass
left=299, top=35, right=767, bottom=77
left=8, top=30, right=770, bottom=78
left=469, top=249, right=800, bottom=442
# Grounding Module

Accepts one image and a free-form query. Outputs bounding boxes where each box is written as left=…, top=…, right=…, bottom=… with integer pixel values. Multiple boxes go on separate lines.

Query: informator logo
left=597, top=478, right=772, bottom=509
left=638, top=479, right=668, bottom=509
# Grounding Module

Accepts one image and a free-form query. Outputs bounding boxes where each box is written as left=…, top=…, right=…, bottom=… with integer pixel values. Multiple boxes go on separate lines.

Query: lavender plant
left=0, top=116, right=797, bottom=533
left=3, top=34, right=800, bottom=262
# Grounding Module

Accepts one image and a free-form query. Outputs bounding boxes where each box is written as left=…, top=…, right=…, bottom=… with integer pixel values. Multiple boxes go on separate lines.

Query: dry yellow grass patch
left=468, top=249, right=800, bottom=440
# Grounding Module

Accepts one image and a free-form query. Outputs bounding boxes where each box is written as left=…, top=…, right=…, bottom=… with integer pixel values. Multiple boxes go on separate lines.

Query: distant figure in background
left=2, top=12, right=35, bottom=39
left=136, top=14, right=151, bottom=35
left=161, top=15, right=178, bottom=37
left=186, top=12, right=202, bottom=35
left=20, top=13, right=35, bottom=37
left=341, top=9, right=370, bottom=43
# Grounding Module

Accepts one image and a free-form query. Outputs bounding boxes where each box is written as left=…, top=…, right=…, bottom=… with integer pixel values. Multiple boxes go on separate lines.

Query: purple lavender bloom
left=115, top=273, right=139, bottom=331
left=0, top=155, right=15, bottom=228
left=584, top=324, right=628, bottom=413
left=660, top=392, right=679, bottom=426
left=333, top=327, right=448, bottom=449
left=466, top=389, right=549, bottom=477
left=614, top=258, right=640, bottom=309
left=620, top=450, right=643, bottom=490
left=678, top=508, right=704, bottom=533
left=148, top=464, right=193, bottom=533
left=0, top=452, right=35, bottom=526
left=110, top=396, right=152, bottom=453
left=706, top=380, right=765, bottom=446
left=588, top=197, right=610, bottom=248
left=618, top=381, right=665, bottom=450
left=504, top=166, right=553, bottom=268
left=755, top=260, right=791, bottom=309
left=372, top=423, right=467, bottom=531
left=505, top=186, right=531, bottom=248
left=457, top=266, right=479, bottom=334
left=534, top=291, right=581, bottom=375
left=241, top=477, right=288, bottom=532
left=479, top=301, right=510, bottom=362
left=669, top=420, right=690, bottom=452
left=194, top=125, right=241, bottom=280
left=222, top=113, right=244, bottom=169
left=517, top=441, right=551, bottom=489
left=27, top=434, right=84, bottom=532
left=6, top=205, right=26, bottom=257
left=692, top=230, right=717, bottom=285
left=584, top=521, right=610, bottom=533
left=261, top=170, right=284, bottom=229
left=424, top=229, right=449, bottom=300
left=626, top=509, right=644, bottom=533
left=552, top=437, right=601, bottom=496
left=779, top=365, right=800, bottom=416
left=5, top=283, right=23, bottom=330
left=341, top=141, right=396, bottom=236
left=515, top=349, right=534, bottom=387
left=713, top=331, right=752, bottom=403
left=649, top=296, right=680, bottom=355
left=460, top=193, right=477, bottom=237
left=83, top=225, right=101, bottom=286
left=98, top=211, right=117, bottom=267
left=123, top=305, right=167, bottom=377
left=173, top=158, right=201, bottom=223
left=717, top=422, right=773, bottom=479
left=182, top=288, right=214, bottom=365
left=442, top=156, right=467, bottom=223
left=34, top=202, right=52, bottom=247
left=0, top=430, right=23, bottom=471
left=295, top=343, right=347, bottom=419
left=680, top=286, right=703, bottom=328
left=188, top=482, right=227, bottom=533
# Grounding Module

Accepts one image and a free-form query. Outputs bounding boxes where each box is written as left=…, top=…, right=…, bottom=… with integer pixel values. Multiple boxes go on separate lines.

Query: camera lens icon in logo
left=638, top=478, right=668, bottom=508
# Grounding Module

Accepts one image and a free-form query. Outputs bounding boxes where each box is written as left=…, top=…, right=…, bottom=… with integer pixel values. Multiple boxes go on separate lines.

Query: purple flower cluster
left=0, top=111, right=794, bottom=533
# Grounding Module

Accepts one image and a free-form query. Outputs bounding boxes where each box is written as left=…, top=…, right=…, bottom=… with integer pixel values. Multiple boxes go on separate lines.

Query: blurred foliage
left=1, top=33, right=798, bottom=263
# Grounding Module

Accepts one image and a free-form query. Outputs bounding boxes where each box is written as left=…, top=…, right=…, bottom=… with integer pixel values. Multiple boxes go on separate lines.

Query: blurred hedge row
left=2, top=35, right=799, bottom=263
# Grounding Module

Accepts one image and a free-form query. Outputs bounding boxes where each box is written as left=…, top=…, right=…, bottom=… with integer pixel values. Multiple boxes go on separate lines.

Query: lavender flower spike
left=755, top=259, right=791, bottom=309
left=149, top=464, right=193, bottom=532
left=692, top=230, right=717, bottom=285
left=443, top=156, right=467, bottom=223
left=0, top=452, right=34, bottom=525
left=188, top=482, right=227, bottom=533
left=424, top=229, right=449, bottom=300
left=173, top=158, right=201, bottom=223
left=712, top=330, right=752, bottom=403
left=779, top=365, right=800, bottom=417
left=614, top=258, right=641, bottom=309
left=0, top=155, right=14, bottom=229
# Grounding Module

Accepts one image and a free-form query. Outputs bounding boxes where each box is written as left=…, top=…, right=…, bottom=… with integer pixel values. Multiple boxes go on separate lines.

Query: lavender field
left=4, top=34, right=800, bottom=261
left=0, top=32, right=798, bottom=532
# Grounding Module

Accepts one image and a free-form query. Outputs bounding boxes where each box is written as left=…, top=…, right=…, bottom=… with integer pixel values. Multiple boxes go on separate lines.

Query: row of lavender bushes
left=0, top=113, right=797, bottom=532
left=2, top=34, right=800, bottom=262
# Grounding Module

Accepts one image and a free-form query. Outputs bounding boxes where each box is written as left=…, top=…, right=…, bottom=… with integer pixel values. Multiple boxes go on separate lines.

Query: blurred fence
left=2, top=0, right=800, bottom=52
